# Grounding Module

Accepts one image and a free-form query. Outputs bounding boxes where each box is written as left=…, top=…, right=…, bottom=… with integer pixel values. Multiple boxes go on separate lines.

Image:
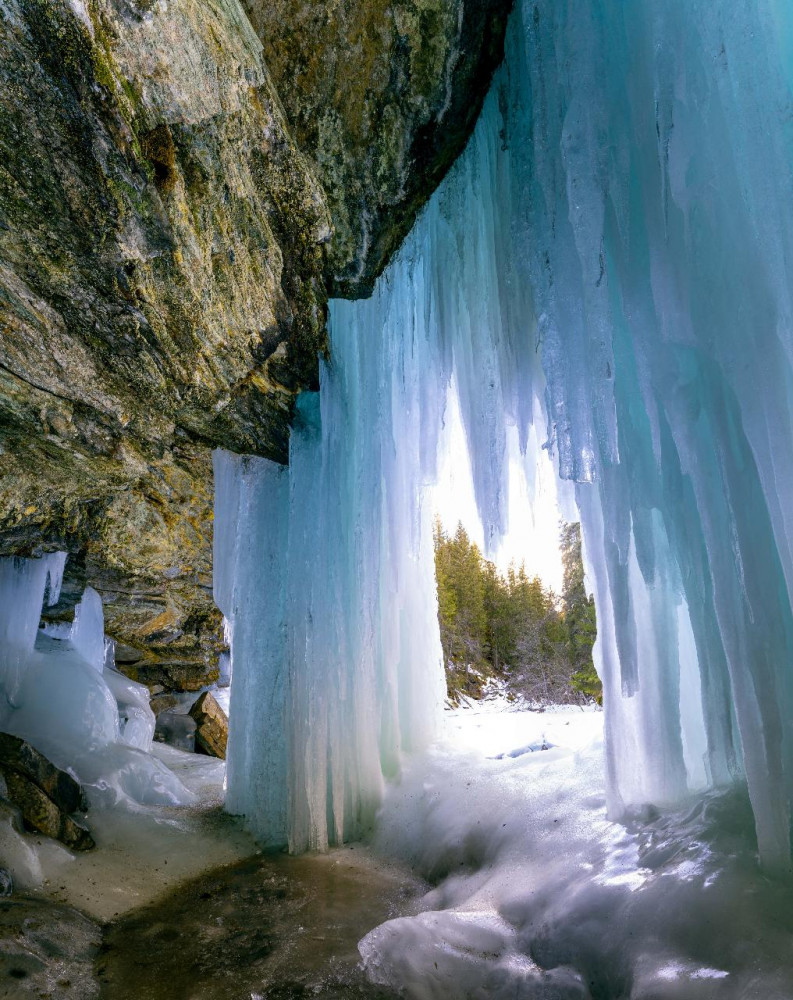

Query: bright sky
left=430, top=379, right=565, bottom=594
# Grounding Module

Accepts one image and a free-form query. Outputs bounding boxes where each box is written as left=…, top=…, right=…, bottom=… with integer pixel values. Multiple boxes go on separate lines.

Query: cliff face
left=0, top=0, right=511, bottom=687
left=247, top=0, right=512, bottom=296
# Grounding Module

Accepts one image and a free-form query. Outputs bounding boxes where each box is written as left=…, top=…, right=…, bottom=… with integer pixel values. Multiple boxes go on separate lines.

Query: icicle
left=0, top=554, right=188, bottom=808
left=223, top=0, right=793, bottom=869
left=507, top=0, right=793, bottom=867
left=69, top=587, right=105, bottom=673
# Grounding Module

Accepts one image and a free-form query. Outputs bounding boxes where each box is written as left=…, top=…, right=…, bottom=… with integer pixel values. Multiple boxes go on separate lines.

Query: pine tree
left=560, top=522, right=601, bottom=703
left=433, top=518, right=600, bottom=704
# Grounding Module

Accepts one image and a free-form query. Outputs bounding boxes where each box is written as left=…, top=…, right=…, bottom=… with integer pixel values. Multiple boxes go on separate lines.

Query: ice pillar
left=222, top=0, right=793, bottom=868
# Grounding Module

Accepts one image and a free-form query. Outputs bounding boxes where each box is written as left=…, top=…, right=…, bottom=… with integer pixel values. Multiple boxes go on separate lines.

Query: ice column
left=223, top=0, right=793, bottom=867
left=217, top=58, right=551, bottom=849
left=504, top=0, right=793, bottom=866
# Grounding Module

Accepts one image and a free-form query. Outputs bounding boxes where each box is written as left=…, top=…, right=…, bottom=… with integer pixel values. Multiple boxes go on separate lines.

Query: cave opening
left=2, top=0, right=793, bottom=995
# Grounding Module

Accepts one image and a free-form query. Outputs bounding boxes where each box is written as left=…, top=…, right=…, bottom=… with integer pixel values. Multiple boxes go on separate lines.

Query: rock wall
left=0, top=0, right=512, bottom=688
left=247, top=0, right=512, bottom=295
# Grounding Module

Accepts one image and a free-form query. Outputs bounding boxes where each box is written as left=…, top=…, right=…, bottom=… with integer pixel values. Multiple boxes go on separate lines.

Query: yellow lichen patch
left=135, top=606, right=180, bottom=640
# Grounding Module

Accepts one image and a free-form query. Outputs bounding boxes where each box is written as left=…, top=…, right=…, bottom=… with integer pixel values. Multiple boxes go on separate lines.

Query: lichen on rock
left=244, top=0, right=513, bottom=295
left=0, top=0, right=330, bottom=682
left=0, top=0, right=511, bottom=688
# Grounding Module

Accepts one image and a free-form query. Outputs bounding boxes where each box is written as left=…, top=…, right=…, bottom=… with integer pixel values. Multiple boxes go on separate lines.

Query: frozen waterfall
left=220, top=0, right=793, bottom=867
left=0, top=554, right=191, bottom=811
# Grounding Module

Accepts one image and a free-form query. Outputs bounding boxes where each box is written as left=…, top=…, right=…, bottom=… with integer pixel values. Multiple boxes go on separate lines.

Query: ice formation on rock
left=216, top=3, right=554, bottom=849
left=0, top=555, right=190, bottom=813
left=221, top=0, right=793, bottom=867
left=497, top=0, right=793, bottom=870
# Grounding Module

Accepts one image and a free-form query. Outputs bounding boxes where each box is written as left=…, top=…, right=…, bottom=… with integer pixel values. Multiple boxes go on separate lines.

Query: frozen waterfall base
left=358, top=702, right=793, bottom=1000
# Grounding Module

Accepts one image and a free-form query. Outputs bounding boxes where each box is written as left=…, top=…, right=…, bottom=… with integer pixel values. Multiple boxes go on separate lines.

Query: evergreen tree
left=560, top=522, right=601, bottom=703
left=433, top=518, right=601, bottom=705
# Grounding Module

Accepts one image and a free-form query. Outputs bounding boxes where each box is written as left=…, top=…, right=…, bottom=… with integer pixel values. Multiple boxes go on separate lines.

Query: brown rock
left=248, top=0, right=513, bottom=295
left=149, top=693, right=181, bottom=716
left=188, top=692, right=228, bottom=759
left=3, top=773, right=94, bottom=851
left=0, top=0, right=510, bottom=697
left=0, top=733, right=87, bottom=814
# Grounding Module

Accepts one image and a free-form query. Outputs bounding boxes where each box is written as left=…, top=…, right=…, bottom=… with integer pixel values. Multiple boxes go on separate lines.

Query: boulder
left=3, top=773, right=95, bottom=851
left=154, top=710, right=197, bottom=753
left=0, top=733, right=86, bottom=814
left=0, top=734, right=94, bottom=851
left=189, top=693, right=228, bottom=759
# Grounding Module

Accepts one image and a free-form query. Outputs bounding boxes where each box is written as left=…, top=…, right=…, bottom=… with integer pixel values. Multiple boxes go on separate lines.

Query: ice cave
left=3, top=0, right=793, bottom=996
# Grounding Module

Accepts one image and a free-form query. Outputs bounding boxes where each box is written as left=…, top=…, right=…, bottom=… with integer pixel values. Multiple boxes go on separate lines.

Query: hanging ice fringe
left=221, top=0, right=793, bottom=868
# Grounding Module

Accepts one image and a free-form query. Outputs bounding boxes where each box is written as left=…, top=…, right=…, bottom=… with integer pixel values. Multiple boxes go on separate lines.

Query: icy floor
left=362, top=698, right=793, bottom=999
left=22, top=745, right=256, bottom=922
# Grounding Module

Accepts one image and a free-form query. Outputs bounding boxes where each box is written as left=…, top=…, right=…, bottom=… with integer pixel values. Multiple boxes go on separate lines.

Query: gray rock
left=154, top=710, right=197, bottom=753
left=0, top=869, right=13, bottom=897
left=0, top=897, right=101, bottom=999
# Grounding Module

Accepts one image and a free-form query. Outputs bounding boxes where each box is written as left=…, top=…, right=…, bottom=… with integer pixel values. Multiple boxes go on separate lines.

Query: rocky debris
left=248, top=0, right=513, bottom=295
left=0, top=870, right=12, bottom=898
left=0, top=897, right=101, bottom=999
left=154, top=710, right=197, bottom=753
left=0, top=734, right=94, bottom=851
left=189, top=693, right=228, bottom=759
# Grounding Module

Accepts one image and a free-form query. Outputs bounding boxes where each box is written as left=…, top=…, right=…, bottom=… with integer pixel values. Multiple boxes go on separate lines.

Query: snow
left=360, top=701, right=793, bottom=998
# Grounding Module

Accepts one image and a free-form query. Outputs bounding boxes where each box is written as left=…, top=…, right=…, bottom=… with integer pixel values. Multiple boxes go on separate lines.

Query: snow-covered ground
left=361, top=698, right=793, bottom=999
left=442, top=695, right=603, bottom=757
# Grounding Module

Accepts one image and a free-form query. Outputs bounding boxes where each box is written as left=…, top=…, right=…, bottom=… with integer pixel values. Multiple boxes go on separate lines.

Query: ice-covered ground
left=12, top=743, right=256, bottom=922
left=361, top=698, right=793, bottom=999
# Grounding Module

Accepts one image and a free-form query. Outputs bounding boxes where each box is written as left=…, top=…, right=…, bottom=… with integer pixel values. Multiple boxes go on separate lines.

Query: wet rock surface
left=97, top=849, right=420, bottom=999
left=0, top=898, right=101, bottom=999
